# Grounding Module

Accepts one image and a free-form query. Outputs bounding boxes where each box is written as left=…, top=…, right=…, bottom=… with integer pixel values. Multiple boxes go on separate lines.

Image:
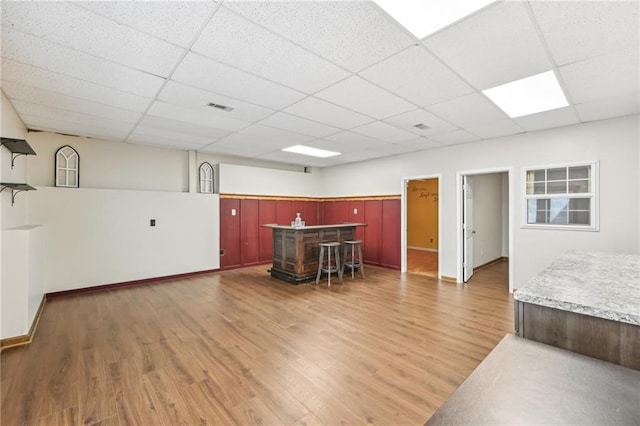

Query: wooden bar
left=262, top=223, right=365, bottom=284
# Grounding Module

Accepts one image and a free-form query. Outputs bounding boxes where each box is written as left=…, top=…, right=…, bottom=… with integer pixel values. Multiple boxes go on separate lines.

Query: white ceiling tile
left=530, top=1, right=639, bottom=66
left=360, top=45, right=474, bottom=107
left=331, top=150, right=389, bottom=164
left=136, top=116, right=231, bottom=140
left=283, top=97, right=374, bottom=129
left=192, top=6, right=349, bottom=93
left=466, top=120, right=525, bottom=140
left=171, top=53, right=306, bottom=110
left=258, top=113, right=341, bottom=138
left=559, top=45, right=639, bottom=105
left=1, top=59, right=152, bottom=112
left=158, top=81, right=274, bottom=122
left=351, top=121, right=417, bottom=143
left=128, top=128, right=213, bottom=151
left=225, top=1, right=415, bottom=72
left=324, top=131, right=388, bottom=150
left=78, top=1, right=218, bottom=47
left=12, top=99, right=135, bottom=133
left=2, top=81, right=141, bottom=124
left=304, top=139, right=362, bottom=155
left=216, top=124, right=314, bottom=148
left=575, top=91, right=640, bottom=123
left=430, top=130, right=479, bottom=146
left=2, top=2, right=185, bottom=77
left=20, top=114, right=131, bottom=142
left=147, top=101, right=251, bottom=132
left=395, top=137, right=443, bottom=151
left=369, top=143, right=419, bottom=155
left=383, top=108, right=458, bottom=136
left=129, top=137, right=206, bottom=152
left=1, top=29, right=165, bottom=97
left=514, top=106, right=580, bottom=132
left=427, top=93, right=508, bottom=128
left=314, top=76, right=415, bottom=119
left=424, top=2, right=552, bottom=89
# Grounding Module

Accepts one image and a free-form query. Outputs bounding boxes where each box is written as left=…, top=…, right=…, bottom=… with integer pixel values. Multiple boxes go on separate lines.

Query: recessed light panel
left=482, top=70, right=569, bottom=118
left=282, top=145, right=340, bottom=158
left=373, top=0, right=495, bottom=39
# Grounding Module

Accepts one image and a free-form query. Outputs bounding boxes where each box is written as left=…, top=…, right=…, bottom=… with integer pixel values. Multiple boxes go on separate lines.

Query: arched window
left=199, top=162, right=214, bottom=193
left=55, top=145, right=79, bottom=188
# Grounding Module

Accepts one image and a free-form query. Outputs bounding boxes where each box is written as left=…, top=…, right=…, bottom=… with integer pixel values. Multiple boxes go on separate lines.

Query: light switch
left=354, top=208, right=358, bottom=214
left=231, top=209, right=236, bottom=216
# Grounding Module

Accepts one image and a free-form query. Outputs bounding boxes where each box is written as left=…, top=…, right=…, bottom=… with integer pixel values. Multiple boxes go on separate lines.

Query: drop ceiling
left=1, top=1, right=638, bottom=168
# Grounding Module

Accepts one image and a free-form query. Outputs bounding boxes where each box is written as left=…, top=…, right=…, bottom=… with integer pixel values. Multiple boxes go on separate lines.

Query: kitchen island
left=514, top=250, right=640, bottom=369
left=262, top=223, right=365, bottom=284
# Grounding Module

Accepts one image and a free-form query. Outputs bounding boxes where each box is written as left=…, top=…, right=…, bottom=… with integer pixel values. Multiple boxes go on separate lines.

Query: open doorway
left=406, top=177, right=440, bottom=278
left=458, top=169, right=513, bottom=292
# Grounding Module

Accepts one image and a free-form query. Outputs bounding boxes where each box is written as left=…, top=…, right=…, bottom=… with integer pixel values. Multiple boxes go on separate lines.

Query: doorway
left=458, top=169, right=513, bottom=292
left=457, top=168, right=514, bottom=292
left=405, top=177, right=440, bottom=278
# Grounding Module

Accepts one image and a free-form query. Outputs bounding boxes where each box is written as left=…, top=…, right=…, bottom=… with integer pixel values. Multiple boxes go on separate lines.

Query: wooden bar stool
left=316, top=242, right=343, bottom=287
left=342, top=240, right=364, bottom=280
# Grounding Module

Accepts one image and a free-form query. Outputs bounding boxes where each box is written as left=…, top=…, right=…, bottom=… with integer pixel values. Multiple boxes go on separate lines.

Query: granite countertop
left=514, top=250, right=640, bottom=326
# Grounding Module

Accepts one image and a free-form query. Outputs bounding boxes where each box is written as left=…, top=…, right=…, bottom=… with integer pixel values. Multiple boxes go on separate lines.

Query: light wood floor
left=1, top=262, right=512, bottom=426
left=407, top=249, right=438, bottom=277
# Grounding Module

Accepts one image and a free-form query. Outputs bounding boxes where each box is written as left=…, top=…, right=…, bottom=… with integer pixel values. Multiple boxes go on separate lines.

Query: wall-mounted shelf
left=1, top=137, right=37, bottom=169
left=0, top=183, right=36, bottom=206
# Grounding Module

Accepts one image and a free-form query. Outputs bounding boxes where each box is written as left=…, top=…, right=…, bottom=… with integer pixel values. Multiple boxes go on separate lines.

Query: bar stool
left=316, top=242, right=343, bottom=287
left=342, top=240, right=365, bottom=280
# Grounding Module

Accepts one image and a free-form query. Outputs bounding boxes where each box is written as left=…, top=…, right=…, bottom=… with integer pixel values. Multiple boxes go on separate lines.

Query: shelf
left=0, top=182, right=36, bottom=206
left=1, top=137, right=37, bottom=169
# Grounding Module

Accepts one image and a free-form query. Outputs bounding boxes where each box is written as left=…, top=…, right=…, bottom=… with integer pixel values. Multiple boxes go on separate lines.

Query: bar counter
left=262, top=223, right=365, bottom=284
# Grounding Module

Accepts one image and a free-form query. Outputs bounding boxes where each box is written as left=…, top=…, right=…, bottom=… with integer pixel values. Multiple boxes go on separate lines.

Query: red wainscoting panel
left=220, top=198, right=241, bottom=269
left=348, top=200, right=366, bottom=241
left=258, top=200, right=277, bottom=262
left=322, top=200, right=336, bottom=225
left=363, top=200, right=382, bottom=265
left=380, top=199, right=401, bottom=269
left=334, top=200, right=350, bottom=224
left=302, top=201, right=320, bottom=226
left=240, top=199, right=260, bottom=266
left=276, top=199, right=293, bottom=225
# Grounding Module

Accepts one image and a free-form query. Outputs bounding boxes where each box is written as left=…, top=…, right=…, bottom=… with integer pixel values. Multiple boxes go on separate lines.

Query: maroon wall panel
left=322, top=201, right=336, bottom=225
left=220, top=198, right=241, bottom=269
left=380, top=199, right=401, bottom=269
left=303, top=201, right=320, bottom=226
left=240, top=199, right=260, bottom=266
left=363, top=200, right=382, bottom=265
left=276, top=199, right=293, bottom=225
left=348, top=200, right=366, bottom=240
left=258, top=200, right=277, bottom=262
left=334, top=200, right=350, bottom=224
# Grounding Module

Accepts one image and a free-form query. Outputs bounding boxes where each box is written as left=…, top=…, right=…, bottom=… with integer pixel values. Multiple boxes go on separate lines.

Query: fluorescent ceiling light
left=373, top=0, right=495, bottom=39
left=282, top=145, right=340, bottom=158
left=482, top=70, right=569, bottom=118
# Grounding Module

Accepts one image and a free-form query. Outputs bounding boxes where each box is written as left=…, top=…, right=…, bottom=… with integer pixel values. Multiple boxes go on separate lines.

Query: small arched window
left=199, top=162, right=214, bottom=193
left=55, top=145, right=79, bottom=188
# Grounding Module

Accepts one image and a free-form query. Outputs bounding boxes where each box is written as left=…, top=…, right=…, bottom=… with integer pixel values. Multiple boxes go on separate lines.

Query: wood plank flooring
left=1, top=262, right=512, bottom=425
left=406, top=249, right=438, bottom=277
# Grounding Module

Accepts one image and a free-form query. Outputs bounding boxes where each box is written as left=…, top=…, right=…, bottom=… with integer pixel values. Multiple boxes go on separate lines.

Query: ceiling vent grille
left=208, top=102, right=234, bottom=112
left=413, top=123, right=430, bottom=130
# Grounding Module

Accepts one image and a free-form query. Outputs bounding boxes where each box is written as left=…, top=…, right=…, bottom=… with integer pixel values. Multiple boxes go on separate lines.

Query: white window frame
left=199, top=162, right=214, bottom=194
left=55, top=145, right=79, bottom=188
left=522, top=161, right=599, bottom=231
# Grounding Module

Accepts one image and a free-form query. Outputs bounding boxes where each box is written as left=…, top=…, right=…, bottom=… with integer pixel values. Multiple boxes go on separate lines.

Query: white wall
left=501, top=173, right=509, bottom=257
left=318, top=115, right=640, bottom=289
left=29, top=187, right=219, bottom=292
left=27, top=132, right=190, bottom=192
left=218, top=163, right=321, bottom=197
left=470, top=173, right=505, bottom=267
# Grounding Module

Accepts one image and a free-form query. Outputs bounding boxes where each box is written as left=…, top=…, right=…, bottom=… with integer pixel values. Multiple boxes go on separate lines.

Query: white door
left=463, top=176, right=474, bottom=282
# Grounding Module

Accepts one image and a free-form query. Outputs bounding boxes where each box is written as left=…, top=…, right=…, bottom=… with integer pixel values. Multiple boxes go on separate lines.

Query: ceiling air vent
left=208, top=102, right=234, bottom=112
left=413, top=123, right=430, bottom=130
